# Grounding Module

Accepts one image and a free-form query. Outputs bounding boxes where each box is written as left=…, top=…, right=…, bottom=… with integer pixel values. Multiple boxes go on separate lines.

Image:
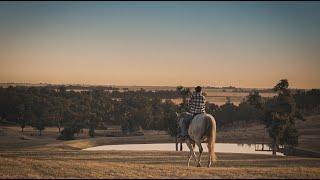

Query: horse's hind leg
left=207, top=138, right=217, bottom=168
left=186, top=140, right=197, bottom=167
left=207, top=142, right=212, bottom=168
left=195, top=141, right=203, bottom=167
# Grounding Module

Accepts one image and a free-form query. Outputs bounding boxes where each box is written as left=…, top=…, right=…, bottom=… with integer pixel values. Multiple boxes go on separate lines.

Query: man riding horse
left=178, top=86, right=206, bottom=140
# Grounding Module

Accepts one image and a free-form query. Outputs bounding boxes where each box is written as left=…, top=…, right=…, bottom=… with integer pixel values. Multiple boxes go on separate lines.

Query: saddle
left=186, top=113, right=202, bottom=128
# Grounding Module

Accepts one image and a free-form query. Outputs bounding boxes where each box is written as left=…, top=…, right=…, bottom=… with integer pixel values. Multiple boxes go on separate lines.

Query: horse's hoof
left=197, top=164, right=201, bottom=167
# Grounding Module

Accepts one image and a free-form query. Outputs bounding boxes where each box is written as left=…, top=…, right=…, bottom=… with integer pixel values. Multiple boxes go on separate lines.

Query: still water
left=83, top=143, right=284, bottom=156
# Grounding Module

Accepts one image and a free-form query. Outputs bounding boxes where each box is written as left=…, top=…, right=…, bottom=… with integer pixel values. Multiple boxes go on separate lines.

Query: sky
left=0, top=2, right=319, bottom=89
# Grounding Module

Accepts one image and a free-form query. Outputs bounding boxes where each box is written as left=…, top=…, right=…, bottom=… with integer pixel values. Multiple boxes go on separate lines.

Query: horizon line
left=0, top=81, right=318, bottom=90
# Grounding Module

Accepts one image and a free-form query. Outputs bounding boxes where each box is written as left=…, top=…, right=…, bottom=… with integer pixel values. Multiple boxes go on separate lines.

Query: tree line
left=0, top=80, right=319, bottom=150
left=0, top=86, right=178, bottom=139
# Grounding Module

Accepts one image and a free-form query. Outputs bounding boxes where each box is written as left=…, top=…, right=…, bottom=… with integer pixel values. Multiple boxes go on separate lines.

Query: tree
left=162, top=100, right=178, bottom=137
left=205, top=102, right=220, bottom=117
left=246, top=91, right=263, bottom=110
left=217, top=102, right=238, bottom=129
left=17, top=104, right=26, bottom=132
left=263, top=79, right=304, bottom=155
left=55, top=102, right=67, bottom=133
left=31, top=113, right=46, bottom=136
left=293, top=89, right=320, bottom=115
left=121, top=107, right=140, bottom=134
left=176, top=86, right=191, bottom=112
left=236, top=102, right=263, bottom=126
left=30, top=97, right=48, bottom=136
left=88, top=112, right=98, bottom=137
left=273, top=79, right=289, bottom=93
left=58, top=110, right=81, bottom=140
left=23, top=98, right=34, bottom=132
left=54, top=98, right=69, bottom=133
left=150, top=97, right=165, bottom=130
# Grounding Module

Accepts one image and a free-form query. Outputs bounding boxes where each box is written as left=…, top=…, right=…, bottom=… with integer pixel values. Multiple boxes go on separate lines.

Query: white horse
left=177, top=112, right=217, bottom=167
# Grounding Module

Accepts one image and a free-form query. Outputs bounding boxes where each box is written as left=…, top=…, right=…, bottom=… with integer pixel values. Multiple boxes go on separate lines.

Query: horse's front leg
left=187, top=143, right=195, bottom=167
left=195, top=141, right=203, bottom=167
left=186, top=139, right=197, bottom=167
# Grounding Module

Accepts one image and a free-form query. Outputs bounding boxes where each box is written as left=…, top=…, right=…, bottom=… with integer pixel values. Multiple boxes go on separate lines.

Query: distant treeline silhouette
left=0, top=86, right=179, bottom=139
left=0, top=83, right=319, bottom=143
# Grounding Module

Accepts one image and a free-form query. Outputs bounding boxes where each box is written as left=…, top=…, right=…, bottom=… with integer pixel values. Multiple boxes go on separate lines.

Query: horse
left=176, top=112, right=217, bottom=167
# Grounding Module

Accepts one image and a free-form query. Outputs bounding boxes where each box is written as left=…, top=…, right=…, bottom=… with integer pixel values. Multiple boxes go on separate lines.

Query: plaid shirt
left=188, top=92, right=206, bottom=114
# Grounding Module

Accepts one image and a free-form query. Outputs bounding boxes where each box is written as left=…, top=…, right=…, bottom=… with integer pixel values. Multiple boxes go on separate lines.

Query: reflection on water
left=83, top=143, right=284, bottom=156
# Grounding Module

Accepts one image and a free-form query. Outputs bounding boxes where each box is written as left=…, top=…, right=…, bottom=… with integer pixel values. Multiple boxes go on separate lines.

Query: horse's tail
left=206, top=116, right=217, bottom=162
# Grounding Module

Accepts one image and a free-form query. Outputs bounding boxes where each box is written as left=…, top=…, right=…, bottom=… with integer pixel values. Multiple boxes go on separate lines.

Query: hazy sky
left=0, top=2, right=319, bottom=88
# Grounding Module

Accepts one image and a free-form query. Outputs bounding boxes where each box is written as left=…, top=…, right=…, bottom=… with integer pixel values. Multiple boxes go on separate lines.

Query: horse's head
left=175, top=112, right=191, bottom=128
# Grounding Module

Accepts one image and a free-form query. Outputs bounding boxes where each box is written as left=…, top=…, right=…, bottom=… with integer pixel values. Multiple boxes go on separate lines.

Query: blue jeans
left=179, top=114, right=194, bottom=137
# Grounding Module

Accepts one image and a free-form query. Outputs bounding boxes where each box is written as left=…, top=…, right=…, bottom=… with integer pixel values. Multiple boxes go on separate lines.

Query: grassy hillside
left=0, top=115, right=319, bottom=178
left=0, top=126, right=173, bottom=151
left=0, top=115, right=319, bottom=152
left=0, top=151, right=319, bottom=178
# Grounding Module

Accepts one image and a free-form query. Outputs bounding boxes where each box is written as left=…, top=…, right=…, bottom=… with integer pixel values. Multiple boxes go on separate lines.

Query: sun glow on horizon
left=1, top=2, right=320, bottom=89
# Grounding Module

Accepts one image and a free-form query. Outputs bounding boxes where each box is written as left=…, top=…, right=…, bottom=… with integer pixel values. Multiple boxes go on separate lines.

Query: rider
left=179, top=86, right=206, bottom=140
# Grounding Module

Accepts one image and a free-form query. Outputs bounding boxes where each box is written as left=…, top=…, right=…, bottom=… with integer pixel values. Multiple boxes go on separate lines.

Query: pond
left=83, top=143, right=284, bottom=156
